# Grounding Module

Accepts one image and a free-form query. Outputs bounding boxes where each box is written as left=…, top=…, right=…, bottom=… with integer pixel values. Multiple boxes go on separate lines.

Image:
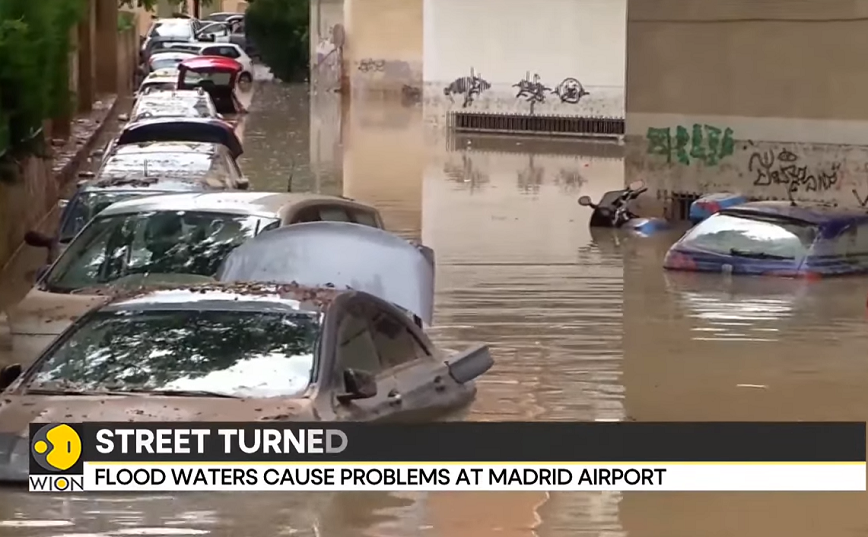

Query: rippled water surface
left=3, top=78, right=868, bottom=537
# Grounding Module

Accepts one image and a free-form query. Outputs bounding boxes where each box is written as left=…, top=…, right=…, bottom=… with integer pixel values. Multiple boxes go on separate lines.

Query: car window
left=208, top=152, right=238, bottom=181
left=216, top=46, right=241, bottom=58
left=368, top=306, right=429, bottom=368
left=43, top=212, right=280, bottom=292
left=335, top=305, right=382, bottom=376
left=349, top=208, right=381, bottom=228
left=677, top=213, right=817, bottom=259
left=25, top=309, right=321, bottom=398
left=149, top=22, right=193, bottom=38
left=150, top=56, right=189, bottom=71
left=59, top=191, right=159, bottom=242
left=139, top=81, right=176, bottom=94
left=821, top=223, right=868, bottom=257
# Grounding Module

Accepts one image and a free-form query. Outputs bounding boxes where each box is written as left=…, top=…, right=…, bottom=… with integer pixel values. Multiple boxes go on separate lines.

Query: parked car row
left=0, top=48, right=491, bottom=454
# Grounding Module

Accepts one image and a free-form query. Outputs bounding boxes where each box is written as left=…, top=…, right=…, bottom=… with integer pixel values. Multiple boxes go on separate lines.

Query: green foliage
left=118, top=0, right=214, bottom=17
left=245, top=0, right=309, bottom=83
left=0, top=0, right=86, bottom=164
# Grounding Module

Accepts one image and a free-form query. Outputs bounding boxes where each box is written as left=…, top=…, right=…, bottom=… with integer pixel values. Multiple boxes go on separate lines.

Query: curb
left=51, top=95, right=122, bottom=188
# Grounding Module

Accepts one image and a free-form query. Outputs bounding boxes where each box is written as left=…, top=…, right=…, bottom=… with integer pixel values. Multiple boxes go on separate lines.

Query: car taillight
left=664, top=251, right=696, bottom=270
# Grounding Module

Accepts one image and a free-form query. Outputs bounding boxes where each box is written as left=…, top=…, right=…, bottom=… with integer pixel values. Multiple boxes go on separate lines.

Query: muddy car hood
left=0, top=395, right=312, bottom=481
left=6, top=288, right=110, bottom=336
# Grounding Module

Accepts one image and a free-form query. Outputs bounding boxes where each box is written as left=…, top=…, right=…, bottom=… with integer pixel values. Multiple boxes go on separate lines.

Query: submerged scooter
left=578, top=179, right=670, bottom=236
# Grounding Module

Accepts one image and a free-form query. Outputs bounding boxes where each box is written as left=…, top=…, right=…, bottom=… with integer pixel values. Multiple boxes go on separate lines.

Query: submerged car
left=104, top=117, right=243, bottom=160
left=130, top=89, right=219, bottom=121
left=8, top=191, right=416, bottom=363
left=663, top=201, right=868, bottom=278
left=0, top=227, right=490, bottom=481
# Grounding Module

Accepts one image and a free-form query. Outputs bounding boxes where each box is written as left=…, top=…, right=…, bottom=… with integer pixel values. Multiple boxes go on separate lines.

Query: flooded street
left=2, top=78, right=868, bottom=537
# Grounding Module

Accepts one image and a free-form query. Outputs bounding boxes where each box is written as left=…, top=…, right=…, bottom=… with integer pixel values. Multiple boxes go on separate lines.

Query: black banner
left=44, top=422, right=867, bottom=463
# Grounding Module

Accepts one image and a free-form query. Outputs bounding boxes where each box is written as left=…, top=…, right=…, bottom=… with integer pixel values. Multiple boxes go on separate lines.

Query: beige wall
left=343, top=0, right=423, bottom=96
left=625, top=0, right=868, bottom=210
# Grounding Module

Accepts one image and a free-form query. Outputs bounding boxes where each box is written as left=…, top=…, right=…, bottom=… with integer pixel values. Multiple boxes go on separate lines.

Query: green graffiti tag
left=646, top=124, right=735, bottom=165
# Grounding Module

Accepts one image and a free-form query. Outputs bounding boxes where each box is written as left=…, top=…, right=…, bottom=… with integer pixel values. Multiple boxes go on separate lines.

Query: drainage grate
left=447, top=133, right=624, bottom=160
left=447, top=112, right=624, bottom=139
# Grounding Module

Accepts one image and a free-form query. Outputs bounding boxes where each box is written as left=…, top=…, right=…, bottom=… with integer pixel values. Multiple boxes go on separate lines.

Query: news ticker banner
left=29, top=422, right=866, bottom=492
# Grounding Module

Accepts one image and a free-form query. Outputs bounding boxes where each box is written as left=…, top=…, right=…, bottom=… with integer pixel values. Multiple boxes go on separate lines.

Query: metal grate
left=447, top=111, right=624, bottom=139
left=447, top=133, right=624, bottom=160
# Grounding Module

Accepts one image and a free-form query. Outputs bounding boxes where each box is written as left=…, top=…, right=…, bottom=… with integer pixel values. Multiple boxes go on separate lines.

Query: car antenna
left=785, top=181, right=798, bottom=207
left=286, top=159, right=295, bottom=192
left=144, top=159, right=149, bottom=177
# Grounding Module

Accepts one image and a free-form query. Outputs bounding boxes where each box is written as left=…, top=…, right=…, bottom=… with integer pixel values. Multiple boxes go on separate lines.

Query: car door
left=365, top=301, right=453, bottom=421
left=331, top=298, right=399, bottom=421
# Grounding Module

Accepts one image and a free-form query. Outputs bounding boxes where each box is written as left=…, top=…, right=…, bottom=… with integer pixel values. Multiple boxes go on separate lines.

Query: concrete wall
left=625, top=0, right=868, bottom=212
left=343, top=0, right=423, bottom=97
left=422, top=0, right=626, bottom=125
left=310, top=0, right=345, bottom=91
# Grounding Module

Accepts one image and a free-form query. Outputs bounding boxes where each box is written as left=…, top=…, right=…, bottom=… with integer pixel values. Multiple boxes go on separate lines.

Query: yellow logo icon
left=31, top=424, right=82, bottom=472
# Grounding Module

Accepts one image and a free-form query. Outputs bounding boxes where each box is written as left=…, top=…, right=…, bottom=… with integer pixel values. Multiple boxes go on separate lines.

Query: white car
left=141, top=18, right=231, bottom=57
left=165, top=42, right=254, bottom=83
left=130, top=89, right=219, bottom=121
left=137, top=69, right=178, bottom=95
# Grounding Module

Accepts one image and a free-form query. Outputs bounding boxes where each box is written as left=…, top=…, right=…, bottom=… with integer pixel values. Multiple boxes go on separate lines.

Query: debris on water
left=736, top=384, right=768, bottom=389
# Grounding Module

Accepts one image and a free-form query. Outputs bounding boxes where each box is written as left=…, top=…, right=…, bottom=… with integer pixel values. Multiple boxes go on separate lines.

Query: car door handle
left=387, top=389, right=402, bottom=405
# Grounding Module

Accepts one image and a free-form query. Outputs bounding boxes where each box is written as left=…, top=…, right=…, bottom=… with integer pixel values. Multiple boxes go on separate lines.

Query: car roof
left=110, top=141, right=222, bottom=156
left=100, top=282, right=340, bottom=314
left=79, top=181, right=216, bottom=193
left=98, top=191, right=356, bottom=218
left=142, top=73, right=178, bottom=83
left=720, top=201, right=868, bottom=226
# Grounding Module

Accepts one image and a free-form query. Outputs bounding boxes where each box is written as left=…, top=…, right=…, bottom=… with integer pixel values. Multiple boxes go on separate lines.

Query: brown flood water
left=2, top=80, right=868, bottom=537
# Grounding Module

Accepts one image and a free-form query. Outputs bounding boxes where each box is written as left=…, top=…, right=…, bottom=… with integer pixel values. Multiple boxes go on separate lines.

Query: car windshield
left=151, top=57, right=190, bottom=71
left=184, top=71, right=234, bottom=86
left=99, top=152, right=223, bottom=181
left=150, top=23, right=193, bottom=38
left=59, top=191, right=157, bottom=242
left=25, top=309, right=321, bottom=398
left=140, top=81, right=176, bottom=93
left=677, top=213, right=817, bottom=259
left=43, top=211, right=279, bottom=293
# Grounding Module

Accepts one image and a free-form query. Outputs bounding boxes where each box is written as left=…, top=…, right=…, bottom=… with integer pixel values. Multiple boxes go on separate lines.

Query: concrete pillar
left=77, top=0, right=97, bottom=112
left=95, top=0, right=119, bottom=94
left=310, top=0, right=345, bottom=92
left=343, top=0, right=423, bottom=99
left=625, top=0, right=868, bottom=210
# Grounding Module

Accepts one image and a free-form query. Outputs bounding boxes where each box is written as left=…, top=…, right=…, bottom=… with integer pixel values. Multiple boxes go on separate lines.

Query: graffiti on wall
left=513, top=72, right=550, bottom=114
left=646, top=124, right=735, bottom=165
left=853, top=187, right=868, bottom=207
left=552, top=78, right=590, bottom=104
left=443, top=69, right=491, bottom=108
left=513, top=73, right=590, bottom=113
left=747, top=148, right=840, bottom=193
left=357, top=58, right=386, bottom=72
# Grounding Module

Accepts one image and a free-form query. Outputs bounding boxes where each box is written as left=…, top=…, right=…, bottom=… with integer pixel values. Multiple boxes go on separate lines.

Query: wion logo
left=28, top=423, right=85, bottom=492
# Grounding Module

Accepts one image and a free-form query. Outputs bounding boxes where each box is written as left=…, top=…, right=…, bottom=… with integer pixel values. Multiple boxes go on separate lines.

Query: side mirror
left=216, top=113, right=225, bottom=119
left=0, top=364, right=22, bottom=392
left=57, top=198, right=69, bottom=209
left=118, top=113, right=129, bottom=122
left=237, top=177, right=250, bottom=190
left=336, top=369, right=377, bottom=403
left=24, top=230, right=55, bottom=249
left=77, top=171, right=94, bottom=179
left=578, top=195, right=593, bottom=207
left=629, top=179, right=646, bottom=191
